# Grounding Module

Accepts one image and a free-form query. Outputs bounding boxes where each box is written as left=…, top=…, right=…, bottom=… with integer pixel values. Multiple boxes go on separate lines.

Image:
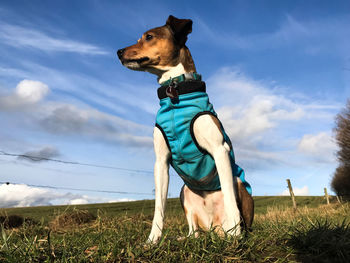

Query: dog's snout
left=117, top=48, right=125, bottom=59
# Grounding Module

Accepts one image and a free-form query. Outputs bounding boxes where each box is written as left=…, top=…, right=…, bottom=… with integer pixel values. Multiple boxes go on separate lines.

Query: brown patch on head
left=180, top=47, right=196, bottom=72
left=119, top=25, right=177, bottom=71
left=123, top=26, right=178, bottom=68
left=117, top=15, right=196, bottom=74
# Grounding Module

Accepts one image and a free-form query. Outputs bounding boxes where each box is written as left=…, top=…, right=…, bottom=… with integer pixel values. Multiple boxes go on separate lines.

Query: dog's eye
left=145, top=34, right=153, bottom=41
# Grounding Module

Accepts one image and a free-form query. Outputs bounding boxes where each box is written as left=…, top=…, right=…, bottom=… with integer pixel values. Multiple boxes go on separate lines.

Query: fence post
left=324, top=187, right=330, bottom=205
left=286, top=179, right=297, bottom=210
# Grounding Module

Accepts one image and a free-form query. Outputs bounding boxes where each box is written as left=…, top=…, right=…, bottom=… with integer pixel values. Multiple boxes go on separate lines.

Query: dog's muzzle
left=117, top=49, right=150, bottom=65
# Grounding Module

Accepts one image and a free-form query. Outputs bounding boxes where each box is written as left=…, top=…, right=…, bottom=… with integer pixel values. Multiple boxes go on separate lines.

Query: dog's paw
left=227, top=225, right=241, bottom=236
left=223, top=218, right=242, bottom=236
left=146, top=232, right=161, bottom=245
left=143, top=237, right=158, bottom=250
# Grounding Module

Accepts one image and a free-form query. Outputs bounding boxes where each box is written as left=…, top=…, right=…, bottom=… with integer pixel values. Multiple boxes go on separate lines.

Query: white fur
left=148, top=63, right=186, bottom=244
left=124, top=61, right=140, bottom=70
left=192, top=115, right=241, bottom=235
left=158, top=63, right=186, bottom=84
left=181, top=184, right=225, bottom=236
left=147, top=127, right=170, bottom=243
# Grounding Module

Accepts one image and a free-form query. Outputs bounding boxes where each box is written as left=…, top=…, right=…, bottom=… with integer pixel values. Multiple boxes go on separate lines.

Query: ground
left=0, top=196, right=349, bottom=262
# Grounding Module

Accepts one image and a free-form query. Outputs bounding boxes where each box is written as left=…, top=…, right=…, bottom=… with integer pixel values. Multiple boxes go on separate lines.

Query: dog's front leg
left=147, top=127, right=171, bottom=244
left=193, top=115, right=241, bottom=236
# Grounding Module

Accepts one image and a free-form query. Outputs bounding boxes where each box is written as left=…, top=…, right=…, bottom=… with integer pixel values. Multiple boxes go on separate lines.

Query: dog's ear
left=166, top=15, right=192, bottom=46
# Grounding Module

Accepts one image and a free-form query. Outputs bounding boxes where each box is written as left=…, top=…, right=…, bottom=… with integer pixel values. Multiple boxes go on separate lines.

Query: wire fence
left=0, top=150, right=161, bottom=196
left=0, top=150, right=153, bottom=174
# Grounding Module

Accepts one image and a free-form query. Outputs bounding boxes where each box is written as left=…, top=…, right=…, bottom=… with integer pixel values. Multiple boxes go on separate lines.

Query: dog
left=117, top=15, right=254, bottom=244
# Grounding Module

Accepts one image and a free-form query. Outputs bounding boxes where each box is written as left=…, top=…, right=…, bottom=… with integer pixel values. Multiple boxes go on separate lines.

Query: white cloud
left=217, top=97, right=304, bottom=140
left=108, top=198, right=135, bottom=203
left=0, top=23, right=108, bottom=55
left=298, top=132, right=337, bottom=162
left=0, top=183, right=66, bottom=207
left=208, top=68, right=305, bottom=143
left=281, top=185, right=309, bottom=196
left=15, top=80, right=49, bottom=103
left=0, top=183, right=127, bottom=208
left=68, top=198, right=90, bottom=205
left=206, top=67, right=340, bottom=170
left=0, top=79, right=49, bottom=110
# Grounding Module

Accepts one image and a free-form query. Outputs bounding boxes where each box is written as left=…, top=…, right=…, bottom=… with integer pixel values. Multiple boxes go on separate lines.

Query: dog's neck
left=158, top=63, right=186, bottom=84
left=157, top=46, right=196, bottom=84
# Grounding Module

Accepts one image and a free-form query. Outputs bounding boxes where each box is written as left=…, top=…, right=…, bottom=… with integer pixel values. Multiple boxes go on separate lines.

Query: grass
left=0, top=196, right=349, bottom=262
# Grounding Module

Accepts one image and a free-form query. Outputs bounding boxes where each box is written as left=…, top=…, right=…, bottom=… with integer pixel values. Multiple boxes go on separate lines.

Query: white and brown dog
left=117, top=15, right=254, bottom=244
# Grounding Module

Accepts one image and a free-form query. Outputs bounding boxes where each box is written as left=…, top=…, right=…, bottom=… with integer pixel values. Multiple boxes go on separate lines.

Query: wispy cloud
left=194, top=14, right=350, bottom=56
left=39, top=104, right=153, bottom=147
left=0, top=80, right=153, bottom=148
left=0, top=23, right=108, bottom=55
left=0, top=62, right=157, bottom=119
left=18, top=146, right=60, bottom=162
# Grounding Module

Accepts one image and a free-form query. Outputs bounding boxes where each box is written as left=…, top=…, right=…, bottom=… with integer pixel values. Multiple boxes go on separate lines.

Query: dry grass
left=256, top=203, right=349, bottom=223
left=49, top=208, right=96, bottom=231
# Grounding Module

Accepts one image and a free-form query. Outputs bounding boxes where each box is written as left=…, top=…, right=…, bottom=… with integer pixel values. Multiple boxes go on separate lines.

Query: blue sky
left=0, top=0, right=349, bottom=207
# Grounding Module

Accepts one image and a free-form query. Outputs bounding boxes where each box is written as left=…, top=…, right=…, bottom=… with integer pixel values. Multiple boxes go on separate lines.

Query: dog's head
left=117, top=15, right=192, bottom=73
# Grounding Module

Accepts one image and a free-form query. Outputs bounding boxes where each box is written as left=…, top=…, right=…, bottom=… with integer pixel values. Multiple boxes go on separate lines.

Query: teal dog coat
left=155, top=79, right=252, bottom=194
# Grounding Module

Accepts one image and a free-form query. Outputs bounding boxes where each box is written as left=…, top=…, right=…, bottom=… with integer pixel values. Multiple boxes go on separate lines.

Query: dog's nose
left=117, top=48, right=125, bottom=59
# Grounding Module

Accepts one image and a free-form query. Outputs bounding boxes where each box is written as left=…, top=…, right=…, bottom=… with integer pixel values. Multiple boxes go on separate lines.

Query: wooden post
left=286, top=179, right=297, bottom=210
left=324, top=187, right=330, bottom=205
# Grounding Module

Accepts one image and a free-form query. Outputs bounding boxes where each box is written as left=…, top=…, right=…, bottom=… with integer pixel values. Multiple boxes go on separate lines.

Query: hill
left=0, top=196, right=349, bottom=262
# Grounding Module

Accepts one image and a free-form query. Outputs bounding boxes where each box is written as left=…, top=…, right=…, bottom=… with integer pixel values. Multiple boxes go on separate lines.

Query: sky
left=0, top=0, right=349, bottom=207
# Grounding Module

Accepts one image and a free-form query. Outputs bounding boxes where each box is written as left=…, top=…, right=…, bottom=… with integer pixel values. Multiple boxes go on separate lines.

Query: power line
left=0, top=150, right=178, bottom=195
left=0, top=181, right=154, bottom=196
left=0, top=150, right=153, bottom=174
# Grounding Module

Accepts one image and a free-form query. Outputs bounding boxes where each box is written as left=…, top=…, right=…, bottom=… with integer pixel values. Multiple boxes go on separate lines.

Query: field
left=0, top=196, right=349, bottom=262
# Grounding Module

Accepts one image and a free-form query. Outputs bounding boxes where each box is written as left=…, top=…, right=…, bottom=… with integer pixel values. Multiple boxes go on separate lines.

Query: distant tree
left=331, top=100, right=350, bottom=199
